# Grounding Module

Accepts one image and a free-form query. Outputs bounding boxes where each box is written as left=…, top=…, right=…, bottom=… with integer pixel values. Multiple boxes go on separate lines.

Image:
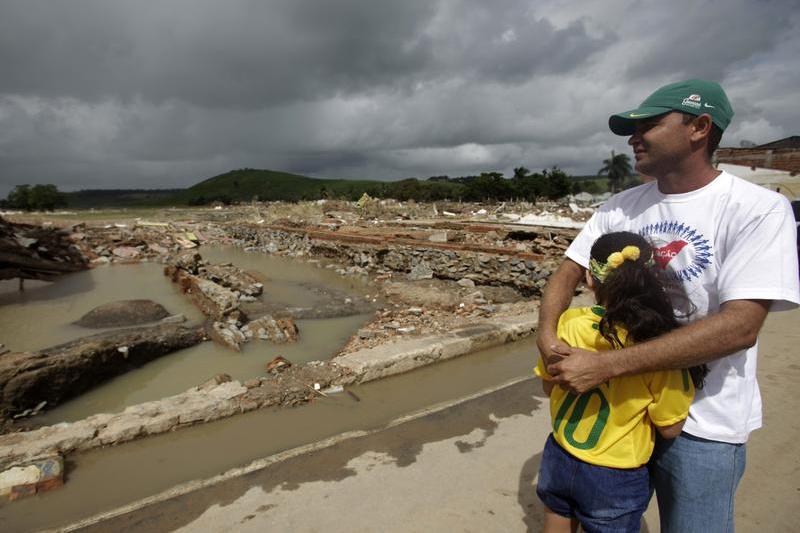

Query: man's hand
left=546, top=344, right=614, bottom=394
left=536, top=331, right=571, bottom=368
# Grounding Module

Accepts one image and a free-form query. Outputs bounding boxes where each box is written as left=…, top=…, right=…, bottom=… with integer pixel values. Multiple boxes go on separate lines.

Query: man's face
left=627, top=112, right=694, bottom=177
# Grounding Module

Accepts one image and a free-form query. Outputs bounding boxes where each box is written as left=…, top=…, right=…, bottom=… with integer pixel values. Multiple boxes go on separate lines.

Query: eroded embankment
left=225, top=223, right=558, bottom=295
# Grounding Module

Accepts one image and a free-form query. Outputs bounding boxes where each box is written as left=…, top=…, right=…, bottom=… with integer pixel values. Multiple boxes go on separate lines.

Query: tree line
left=2, top=151, right=635, bottom=208
left=2, top=184, right=68, bottom=211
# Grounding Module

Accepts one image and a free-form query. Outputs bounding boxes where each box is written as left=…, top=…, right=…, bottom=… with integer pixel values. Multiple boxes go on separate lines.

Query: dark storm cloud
left=623, top=0, right=792, bottom=81
left=0, top=0, right=611, bottom=108
left=0, top=0, right=798, bottom=197
left=0, top=0, right=438, bottom=107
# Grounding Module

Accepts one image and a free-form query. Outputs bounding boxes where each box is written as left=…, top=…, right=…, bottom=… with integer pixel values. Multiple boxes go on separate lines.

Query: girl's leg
left=543, top=506, right=579, bottom=533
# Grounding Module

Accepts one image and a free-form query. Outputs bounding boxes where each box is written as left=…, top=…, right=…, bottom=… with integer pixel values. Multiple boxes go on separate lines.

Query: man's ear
left=689, top=113, right=714, bottom=143
left=585, top=269, right=594, bottom=289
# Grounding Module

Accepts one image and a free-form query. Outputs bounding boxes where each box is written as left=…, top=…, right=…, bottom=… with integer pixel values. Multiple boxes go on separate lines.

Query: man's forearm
left=537, top=259, right=584, bottom=342
left=607, top=299, right=771, bottom=377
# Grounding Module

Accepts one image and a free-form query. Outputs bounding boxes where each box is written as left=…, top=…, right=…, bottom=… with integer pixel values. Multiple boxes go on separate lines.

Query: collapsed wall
left=225, top=225, right=558, bottom=296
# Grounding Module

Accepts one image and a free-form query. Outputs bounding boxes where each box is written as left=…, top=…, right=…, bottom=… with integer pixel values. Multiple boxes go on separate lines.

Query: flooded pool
left=0, top=246, right=373, bottom=425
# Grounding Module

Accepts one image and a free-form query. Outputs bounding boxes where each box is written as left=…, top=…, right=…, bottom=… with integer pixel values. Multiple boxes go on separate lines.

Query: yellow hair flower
left=621, top=245, right=640, bottom=261
left=606, top=251, right=624, bottom=268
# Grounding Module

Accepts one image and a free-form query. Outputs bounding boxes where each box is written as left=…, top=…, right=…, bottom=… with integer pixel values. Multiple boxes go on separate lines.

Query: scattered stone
left=243, top=379, right=261, bottom=389
left=111, top=246, right=140, bottom=259
left=0, top=465, right=39, bottom=497
left=197, top=373, right=232, bottom=392
left=407, top=262, right=434, bottom=281
left=457, top=278, right=476, bottom=288
left=209, top=321, right=247, bottom=351
left=397, top=327, right=416, bottom=334
left=428, top=231, right=448, bottom=243
left=0, top=455, right=64, bottom=501
left=357, top=329, right=383, bottom=339
left=160, top=314, right=186, bottom=324
left=266, top=356, right=292, bottom=374
left=74, top=299, right=170, bottom=328
left=407, top=307, right=423, bottom=316
left=242, top=315, right=299, bottom=344
left=0, top=344, right=8, bottom=356
left=202, top=263, right=263, bottom=297
left=172, top=252, right=203, bottom=274
left=147, top=243, right=169, bottom=255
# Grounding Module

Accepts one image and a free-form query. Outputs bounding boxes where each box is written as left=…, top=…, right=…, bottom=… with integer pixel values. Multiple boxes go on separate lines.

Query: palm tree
left=599, top=150, right=632, bottom=193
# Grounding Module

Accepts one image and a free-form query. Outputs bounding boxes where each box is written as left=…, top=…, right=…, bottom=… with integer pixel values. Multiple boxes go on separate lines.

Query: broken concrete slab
left=0, top=455, right=65, bottom=500
left=242, top=315, right=299, bottom=344
left=166, top=266, right=244, bottom=322
left=0, top=324, right=204, bottom=421
left=0, top=362, right=351, bottom=471
left=334, top=311, right=539, bottom=383
left=202, top=263, right=263, bottom=297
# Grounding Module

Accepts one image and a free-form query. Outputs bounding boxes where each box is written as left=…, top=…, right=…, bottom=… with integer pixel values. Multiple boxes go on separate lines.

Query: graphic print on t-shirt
left=638, top=221, right=713, bottom=282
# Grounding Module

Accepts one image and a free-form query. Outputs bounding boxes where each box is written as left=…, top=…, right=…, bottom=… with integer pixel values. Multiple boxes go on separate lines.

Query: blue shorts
left=536, top=434, right=650, bottom=533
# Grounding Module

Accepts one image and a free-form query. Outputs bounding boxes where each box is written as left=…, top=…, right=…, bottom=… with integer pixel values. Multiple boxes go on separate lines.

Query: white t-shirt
left=566, top=170, right=800, bottom=443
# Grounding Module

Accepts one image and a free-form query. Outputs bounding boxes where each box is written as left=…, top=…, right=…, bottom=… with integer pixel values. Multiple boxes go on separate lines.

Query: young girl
left=535, top=231, right=706, bottom=533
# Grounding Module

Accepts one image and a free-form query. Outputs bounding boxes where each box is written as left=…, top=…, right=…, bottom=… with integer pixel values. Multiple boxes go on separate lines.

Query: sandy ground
left=74, top=306, right=799, bottom=533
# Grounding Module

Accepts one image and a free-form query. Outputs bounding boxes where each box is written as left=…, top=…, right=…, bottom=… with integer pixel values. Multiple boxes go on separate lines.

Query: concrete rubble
left=0, top=324, right=205, bottom=424
left=0, top=200, right=587, bottom=498
left=0, top=215, right=88, bottom=282
left=0, top=308, right=538, bottom=477
left=0, top=454, right=63, bottom=501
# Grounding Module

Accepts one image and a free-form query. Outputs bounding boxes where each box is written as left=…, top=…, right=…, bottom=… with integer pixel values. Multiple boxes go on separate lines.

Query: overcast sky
left=0, top=0, right=798, bottom=196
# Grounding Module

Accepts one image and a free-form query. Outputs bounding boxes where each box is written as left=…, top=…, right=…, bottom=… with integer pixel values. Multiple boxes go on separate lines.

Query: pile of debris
left=76, top=221, right=206, bottom=264
left=0, top=215, right=88, bottom=282
left=338, top=278, right=539, bottom=353
left=164, top=251, right=298, bottom=351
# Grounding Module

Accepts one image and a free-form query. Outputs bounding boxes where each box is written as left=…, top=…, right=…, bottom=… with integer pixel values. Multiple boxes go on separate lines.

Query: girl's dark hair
left=591, top=231, right=707, bottom=388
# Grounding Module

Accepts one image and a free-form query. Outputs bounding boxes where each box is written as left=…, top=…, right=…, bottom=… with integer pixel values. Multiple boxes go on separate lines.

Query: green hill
left=177, top=168, right=390, bottom=204
left=64, top=189, right=183, bottom=208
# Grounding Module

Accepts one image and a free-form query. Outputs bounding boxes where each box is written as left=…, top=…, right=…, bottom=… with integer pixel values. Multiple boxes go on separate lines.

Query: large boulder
left=74, top=300, right=170, bottom=328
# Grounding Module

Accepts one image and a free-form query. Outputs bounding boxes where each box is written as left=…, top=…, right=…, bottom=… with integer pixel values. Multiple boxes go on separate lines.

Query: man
left=536, top=79, right=800, bottom=532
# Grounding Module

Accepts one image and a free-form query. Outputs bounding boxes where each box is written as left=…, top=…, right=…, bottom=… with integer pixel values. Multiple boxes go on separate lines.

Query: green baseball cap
left=609, top=79, right=734, bottom=136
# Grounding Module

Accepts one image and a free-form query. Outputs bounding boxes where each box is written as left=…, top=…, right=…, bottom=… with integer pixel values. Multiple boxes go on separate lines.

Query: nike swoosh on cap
left=628, top=112, right=650, bottom=117
left=703, top=103, right=715, bottom=108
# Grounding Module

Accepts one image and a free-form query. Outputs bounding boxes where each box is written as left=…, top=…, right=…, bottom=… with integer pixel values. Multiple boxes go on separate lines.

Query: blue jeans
left=537, top=434, right=650, bottom=533
left=650, top=432, right=746, bottom=533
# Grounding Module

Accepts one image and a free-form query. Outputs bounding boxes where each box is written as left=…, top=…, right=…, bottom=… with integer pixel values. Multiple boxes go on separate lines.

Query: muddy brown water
left=0, top=336, right=541, bottom=532
left=0, top=245, right=542, bottom=531
left=0, top=246, right=373, bottom=424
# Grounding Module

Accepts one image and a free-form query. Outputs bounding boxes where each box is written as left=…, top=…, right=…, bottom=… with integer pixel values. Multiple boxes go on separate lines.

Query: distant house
left=715, top=163, right=800, bottom=200
left=714, top=135, right=800, bottom=175
left=756, top=136, right=800, bottom=150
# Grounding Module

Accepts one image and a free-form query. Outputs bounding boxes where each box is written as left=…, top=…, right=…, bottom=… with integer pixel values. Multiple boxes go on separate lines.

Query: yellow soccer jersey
left=535, top=306, right=694, bottom=468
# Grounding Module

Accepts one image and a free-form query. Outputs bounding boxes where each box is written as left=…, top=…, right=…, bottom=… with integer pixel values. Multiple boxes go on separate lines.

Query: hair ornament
left=589, top=245, right=651, bottom=283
